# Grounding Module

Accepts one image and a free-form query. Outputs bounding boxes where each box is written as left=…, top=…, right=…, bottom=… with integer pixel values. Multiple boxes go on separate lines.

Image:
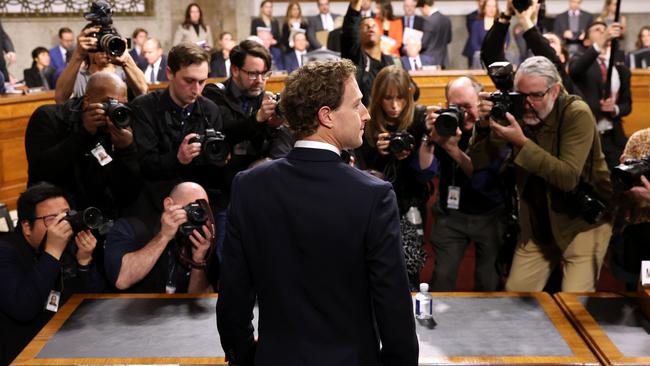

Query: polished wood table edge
left=12, top=293, right=223, bottom=366
left=554, top=292, right=650, bottom=366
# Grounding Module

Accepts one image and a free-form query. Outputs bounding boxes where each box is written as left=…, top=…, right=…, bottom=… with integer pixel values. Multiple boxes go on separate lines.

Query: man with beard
left=202, top=40, right=282, bottom=263
left=473, top=56, right=613, bottom=292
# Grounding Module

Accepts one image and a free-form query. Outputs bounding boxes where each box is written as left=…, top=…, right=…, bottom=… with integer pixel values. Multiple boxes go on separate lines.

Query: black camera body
left=272, top=92, right=283, bottom=117
left=189, top=128, right=229, bottom=166
left=64, top=207, right=104, bottom=233
left=487, top=61, right=525, bottom=124
left=551, top=183, right=606, bottom=224
left=178, top=201, right=209, bottom=238
left=612, top=156, right=650, bottom=191
left=84, top=1, right=127, bottom=57
left=435, top=104, right=465, bottom=137
left=102, top=98, right=132, bottom=129
left=389, top=131, right=415, bottom=154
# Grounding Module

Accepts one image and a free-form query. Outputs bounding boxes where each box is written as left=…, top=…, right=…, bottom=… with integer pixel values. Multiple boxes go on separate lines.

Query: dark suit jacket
left=400, top=54, right=434, bottom=71
left=0, top=21, right=14, bottom=80
left=421, top=11, right=452, bottom=68
left=402, top=14, right=425, bottom=32
left=553, top=10, right=593, bottom=44
left=138, top=54, right=168, bottom=82
left=129, top=48, right=146, bottom=70
left=209, top=51, right=228, bottom=77
left=23, top=65, right=54, bottom=89
left=217, top=147, right=418, bottom=366
left=283, top=50, right=306, bottom=74
left=280, top=21, right=309, bottom=52
left=307, top=13, right=340, bottom=50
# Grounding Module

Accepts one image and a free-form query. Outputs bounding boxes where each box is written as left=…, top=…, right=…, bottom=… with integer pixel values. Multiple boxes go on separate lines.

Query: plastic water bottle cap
left=419, top=283, right=429, bottom=293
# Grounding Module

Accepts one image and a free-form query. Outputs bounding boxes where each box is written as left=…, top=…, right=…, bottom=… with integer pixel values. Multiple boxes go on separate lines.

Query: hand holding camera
left=256, top=91, right=278, bottom=123
left=82, top=102, right=109, bottom=135
left=177, top=133, right=202, bottom=165
left=489, top=112, right=528, bottom=148
left=188, top=225, right=213, bottom=264
left=159, top=204, right=188, bottom=241
left=74, top=230, right=97, bottom=266
left=44, top=212, right=74, bottom=260
left=425, top=105, right=462, bottom=150
left=74, top=27, right=100, bottom=59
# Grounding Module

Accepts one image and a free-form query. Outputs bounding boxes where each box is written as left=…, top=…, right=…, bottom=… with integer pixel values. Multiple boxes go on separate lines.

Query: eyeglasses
left=518, top=86, right=553, bottom=101
left=239, top=68, right=272, bottom=80
left=33, top=210, right=69, bottom=227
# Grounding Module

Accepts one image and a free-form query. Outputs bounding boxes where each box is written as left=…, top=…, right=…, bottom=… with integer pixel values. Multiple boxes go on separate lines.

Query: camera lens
left=81, top=207, right=104, bottom=229
left=100, top=33, right=126, bottom=56
left=435, top=112, right=460, bottom=137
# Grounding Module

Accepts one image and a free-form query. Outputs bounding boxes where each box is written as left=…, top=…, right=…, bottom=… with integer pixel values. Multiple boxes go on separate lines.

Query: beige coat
left=173, top=24, right=213, bottom=48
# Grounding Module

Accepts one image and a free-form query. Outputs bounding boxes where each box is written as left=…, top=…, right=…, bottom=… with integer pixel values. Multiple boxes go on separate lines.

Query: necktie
left=413, top=58, right=420, bottom=70
left=599, top=58, right=608, bottom=83
left=149, top=66, right=156, bottom=83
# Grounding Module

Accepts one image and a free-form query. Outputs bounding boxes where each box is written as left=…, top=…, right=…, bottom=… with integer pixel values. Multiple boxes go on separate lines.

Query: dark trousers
left=430, top=205, right=505, bottom=291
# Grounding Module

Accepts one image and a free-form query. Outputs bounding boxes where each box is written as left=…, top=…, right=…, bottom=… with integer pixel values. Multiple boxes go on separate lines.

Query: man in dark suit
left=216, top=59, right=418, bottom=366
left=402, top=0, right=425, bottom=33
left=139, top=38, right=168, bottom=83
left=569, top=21, right=631, bottom=170
left=49, top=27, right=74, bottom=87
left=307, top=0, right=340, bottom=49
left=129, top=28, right=148, bottom=69
left=553, top=0, right=593, bottom=57
left=283, top=31, right=309, bottom=73
left=420, top=0, right=452, bottom=68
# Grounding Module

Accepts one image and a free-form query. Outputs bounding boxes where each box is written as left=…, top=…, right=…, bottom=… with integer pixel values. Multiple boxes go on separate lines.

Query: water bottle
left=405, top=206, right=423, bottom=236
left=414, top=283, right=433, bottom=320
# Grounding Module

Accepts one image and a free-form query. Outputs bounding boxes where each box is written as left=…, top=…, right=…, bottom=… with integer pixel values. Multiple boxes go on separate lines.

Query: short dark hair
left=585, top=20, right=608, bottom=40
left=167, top=42, right=210, bottom=74
left=31, top=47, right=49, bottom=60
left=132, top=27, right=148, bottom=39
left=280, top=59, right=357, bottom=140
left=17, top=182, right=66, bottom=227
left=58, top=27, right=73, bottom=38
left=229, top=40, right=272, bottom=71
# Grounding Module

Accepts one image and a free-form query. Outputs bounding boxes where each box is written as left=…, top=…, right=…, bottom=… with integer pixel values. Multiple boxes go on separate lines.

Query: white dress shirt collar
left=294, top=140, right=341, bottom=156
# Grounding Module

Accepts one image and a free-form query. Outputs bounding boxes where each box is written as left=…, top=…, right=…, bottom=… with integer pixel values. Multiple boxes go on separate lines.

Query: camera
left=101, top=98, right=132, bottom=129
left=272, top=92, right=283, bottom=117
left=189, top=129, right=229, bottom=166
left=551, top=183, right=606, bottom=224
left=84, top=1, right=127, bottom=57
left=612, top=156, right=650, bottom=191
left=178, top=201, right=209, bottom=238
left=486, top=62, right=525, bottom=124
left=435, top=104, right=465, bottom=137
left=64, top=207, right=105, bottom=233
left=388, top=131, right=415, bottom=154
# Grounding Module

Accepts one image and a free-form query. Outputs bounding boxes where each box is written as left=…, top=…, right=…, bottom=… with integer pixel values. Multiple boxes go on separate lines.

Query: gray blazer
left=173, top=24, right=213, bottom=48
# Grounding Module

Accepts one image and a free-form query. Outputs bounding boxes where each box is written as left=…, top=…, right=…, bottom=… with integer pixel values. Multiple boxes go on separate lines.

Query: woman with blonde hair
left=280, top=1, right=309, bottom=51
left=598, top=0, right=627, bottom=38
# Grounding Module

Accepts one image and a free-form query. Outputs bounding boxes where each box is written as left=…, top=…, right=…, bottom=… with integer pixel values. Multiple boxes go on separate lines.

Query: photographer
left=355, top=66, right=431, bottom=215
left=54, top=17, right=147, bottom=104
left=472, top=56, right=613, bottom=292
left=104, top=182, right=214, bottom=293
left=130, top=42, right=226, bottom=219
left=421, top=76, right=508, bottom=292
left=25, top=72, right=141, bottom=219
left=202, top=40, right=282, bottom=261
left=481, top=0, right=579, bottom=95
left=0, top=183, right=103, bottom=364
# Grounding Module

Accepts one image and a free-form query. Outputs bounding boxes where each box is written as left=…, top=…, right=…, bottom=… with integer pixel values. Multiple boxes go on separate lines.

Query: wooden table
left=555, top=292, right=650, bottom=366
left=13, top=292, right=597, bottom=365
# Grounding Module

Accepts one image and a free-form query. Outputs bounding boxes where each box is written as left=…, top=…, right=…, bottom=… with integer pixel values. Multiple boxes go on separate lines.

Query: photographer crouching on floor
left=0, top=183, right=105, bottom=365
left=471, top=56, right=613, bottom=292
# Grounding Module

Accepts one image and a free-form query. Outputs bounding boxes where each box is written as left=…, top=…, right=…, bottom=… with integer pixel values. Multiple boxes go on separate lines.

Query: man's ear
left=165, top=66, right=173, bottom=81
left=163, top=197, right=174, bottom=210
left=317, top=106, right=334, bottom=129
left=21, top=220, right=32, bottom=241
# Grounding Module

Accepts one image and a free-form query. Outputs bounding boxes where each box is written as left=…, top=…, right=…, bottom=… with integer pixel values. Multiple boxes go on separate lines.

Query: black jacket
left=0, top=232, right=103, bottom=364
left=130, top=89, right=227, bottom=212
left=23, top=65, right=54, bottom=89
left=202, top=79, right=277, bottom=208
left=209, top=51, right=229, bottom=78
left=25, top=98, right=141, bottom=218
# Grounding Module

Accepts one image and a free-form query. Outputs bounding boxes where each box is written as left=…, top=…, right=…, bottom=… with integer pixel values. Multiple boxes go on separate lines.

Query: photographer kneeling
left=472, top=56, right=613, bottom=292
left=104, top=182, right=215, bottom=293
left=422, top=76, right=509, bottom=292
left=0, top=183, right=104, bottom=365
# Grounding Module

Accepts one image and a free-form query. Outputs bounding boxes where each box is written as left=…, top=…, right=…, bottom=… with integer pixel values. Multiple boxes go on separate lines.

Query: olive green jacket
left=469, top=93, right=613, bottom=250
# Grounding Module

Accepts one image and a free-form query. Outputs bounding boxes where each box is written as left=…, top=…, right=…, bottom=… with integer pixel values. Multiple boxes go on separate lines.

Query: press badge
left=45, top=290, right=61, bottom=312
left=447, top=186, right=461, bottom=210
left=91, top=143, right=112, bottom=166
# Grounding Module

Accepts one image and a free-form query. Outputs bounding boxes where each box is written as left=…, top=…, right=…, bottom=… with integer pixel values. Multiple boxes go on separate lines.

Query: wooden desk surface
left=555, top=292, right=650, bottom=366
left=13, top=292, right=597, bottom=366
